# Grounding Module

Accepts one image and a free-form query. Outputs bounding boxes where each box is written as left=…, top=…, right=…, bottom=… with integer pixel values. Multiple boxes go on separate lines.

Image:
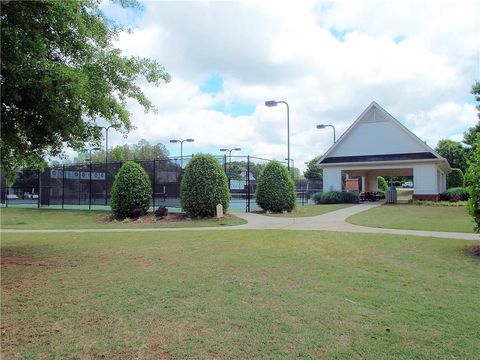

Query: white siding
left=323, top=168, right=342, bottom=192
left=413, top=164, right=437, bottom=194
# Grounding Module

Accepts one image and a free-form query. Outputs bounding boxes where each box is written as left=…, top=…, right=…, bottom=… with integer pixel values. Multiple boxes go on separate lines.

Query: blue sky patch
left=394, top=35, right=406, bottom=43
left=330, top=27, right=351, bottom=41
left=200, top=73, right=224, bottom=94
left=210, top=102, right=255, bottom=117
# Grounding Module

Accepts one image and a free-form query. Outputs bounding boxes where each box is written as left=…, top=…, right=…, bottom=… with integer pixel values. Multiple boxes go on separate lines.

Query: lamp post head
left=316, top=124, right=326, bottom=129
left=265, top=100, right=278, bottom=107
left=186, top=139, right=194, bottom=142
left=220, top=148, right=227, bottom=152
left=169, top=139, right=178, bottom=143
left=233, top=148, right=241, bottom=151
left=92, top=147, right=101, bottom=151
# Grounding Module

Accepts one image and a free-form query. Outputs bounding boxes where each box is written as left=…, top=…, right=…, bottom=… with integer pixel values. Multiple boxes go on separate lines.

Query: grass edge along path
left=0, top=207, right=246, bottom=229
left=1, top=230, right=479, bottom=359
left=346, top=204, right=475, bottom=233
left=263, top=204, right=353, bottom=217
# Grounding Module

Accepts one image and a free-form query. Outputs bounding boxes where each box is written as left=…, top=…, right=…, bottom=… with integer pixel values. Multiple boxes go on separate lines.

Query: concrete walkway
left=2, top=203, right=479, bottom=240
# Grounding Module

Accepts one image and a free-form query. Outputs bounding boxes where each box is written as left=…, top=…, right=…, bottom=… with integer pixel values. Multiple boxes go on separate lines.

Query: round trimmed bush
left=111, top=161, right=151, bottom=219
left=312, top=191, right=359, bottom=204
left=377, top=176, right=388, bottom=191
left=180, top=154, right=230, bottom=217
left=255, top=160, right=296, bottom=213
left=446, top=168, right=464, bottom=188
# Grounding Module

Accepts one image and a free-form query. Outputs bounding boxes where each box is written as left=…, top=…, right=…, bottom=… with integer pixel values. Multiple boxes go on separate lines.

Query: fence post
left=89, top=162, right=92, bottom=210
left=38, top=169, right=41, bottom=208
left=62, top=165, right=65, bottom=209
left=152, top=159, right=156, bottom=211
left=246, top=155, right=250, bottom=213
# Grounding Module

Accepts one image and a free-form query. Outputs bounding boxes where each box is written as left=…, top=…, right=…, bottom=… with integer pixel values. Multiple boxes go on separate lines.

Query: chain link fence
left=1, top=156, right=321, bottom=212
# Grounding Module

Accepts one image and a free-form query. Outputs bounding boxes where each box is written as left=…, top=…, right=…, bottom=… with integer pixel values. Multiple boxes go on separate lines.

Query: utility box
left=386, top=186, right=397, bottom=204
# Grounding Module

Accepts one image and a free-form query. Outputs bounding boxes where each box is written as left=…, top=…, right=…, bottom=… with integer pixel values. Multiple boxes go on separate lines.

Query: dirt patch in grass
left=97, top=212, right=238, bottom=225
left=466, top=245, right=480, bottom=257
left=1, top=250, right=53, bottom=270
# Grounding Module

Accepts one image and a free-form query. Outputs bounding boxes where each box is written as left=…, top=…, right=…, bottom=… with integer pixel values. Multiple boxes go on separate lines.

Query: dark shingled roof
left=320, top=152, right=437, bottom=164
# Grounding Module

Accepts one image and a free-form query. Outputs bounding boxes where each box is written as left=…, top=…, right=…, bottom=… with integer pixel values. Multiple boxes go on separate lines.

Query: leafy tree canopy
left=463, top=81, right=480, bottom=149
left=435, top=139, right=469, bottom=173
left=72, top=139, right=169, bottom=163
left=1, top=0, right=170, bottom=176
left=303, top=156, right=323, bottom=181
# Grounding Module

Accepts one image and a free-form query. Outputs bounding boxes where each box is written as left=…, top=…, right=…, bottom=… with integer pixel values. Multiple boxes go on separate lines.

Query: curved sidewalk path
left=2, top=203, right=478, bottom=240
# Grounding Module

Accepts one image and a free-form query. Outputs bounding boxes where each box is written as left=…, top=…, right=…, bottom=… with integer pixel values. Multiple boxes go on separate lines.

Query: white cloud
left=93, top=0, right=479, bottom=170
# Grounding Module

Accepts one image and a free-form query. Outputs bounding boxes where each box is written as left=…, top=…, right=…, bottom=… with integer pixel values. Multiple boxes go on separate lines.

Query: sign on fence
left=50, top=169, right=106, bottom=181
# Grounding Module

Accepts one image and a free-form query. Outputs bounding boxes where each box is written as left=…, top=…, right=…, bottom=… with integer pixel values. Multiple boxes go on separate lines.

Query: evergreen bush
left=180, top=154, right=230, bottom=217
left=111, top=161, right=151, bottom=219
left=440, top=187, right=469, bottom=202
left=311, top=191, right=359, bottom=204
left=446, top=168, right=464, bottom=188
left=377, top=176, right=388, bottom=191
left=465, top=135, right=480, bottom=232
left=255, top=160, right=296, bottom=212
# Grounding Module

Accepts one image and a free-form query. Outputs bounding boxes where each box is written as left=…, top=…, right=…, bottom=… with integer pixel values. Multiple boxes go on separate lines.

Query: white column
left=323, top=168, right=342, bottom=192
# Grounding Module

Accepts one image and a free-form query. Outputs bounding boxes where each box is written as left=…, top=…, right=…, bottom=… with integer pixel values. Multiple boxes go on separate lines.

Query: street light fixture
left=220, top=147, right=241, bottom=181
left=316, top=124, right=336, bottom=144
left=170, top=138, right=194, bottom=169
left=265, top=99, right=290, bottom=171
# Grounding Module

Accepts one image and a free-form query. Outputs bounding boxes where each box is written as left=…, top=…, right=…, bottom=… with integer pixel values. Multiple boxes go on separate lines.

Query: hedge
left=110, top=161, right=151, bottom=219
left=312, top=191, right=359, bottom=204
left=180, top=154, right=230, bottom=217
left=255, top=160, right=296, bottom=212
left=440, top=187, right=469, bottom=202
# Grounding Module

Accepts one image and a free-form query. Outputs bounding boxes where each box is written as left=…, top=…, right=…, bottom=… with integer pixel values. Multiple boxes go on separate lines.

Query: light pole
left=265, top=100, right=290, bottom=171
left=170, top=138, right=194, bottom=169
left=83, top=147, right=101, bottom=210
left=316, top=124, right=336, bottom=144
left=220, top=147, right=241, bottom=179
left=285, top=158, right=295, bottom=180
left=97, top=125, right=118, bottom=206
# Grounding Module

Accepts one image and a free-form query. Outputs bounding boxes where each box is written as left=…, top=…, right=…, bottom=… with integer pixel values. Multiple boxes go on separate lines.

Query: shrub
left=130, top=207, right=145, bottom=219
left=180, top=154, right=230, bottom=217
left=154, top=206, right=168, bottom=218
left=111, top=161, right=151, bottom=220
left=255, top=160, right=296, bottom=212
left=440, top=187, right=469, bottom=202
left=465, top=134, right=480, bottom=232
left=377, top=176, right=388, bottom=191
left=311, top=191, right=359, bottom=204
left=446, top=168, right=464, bottom=188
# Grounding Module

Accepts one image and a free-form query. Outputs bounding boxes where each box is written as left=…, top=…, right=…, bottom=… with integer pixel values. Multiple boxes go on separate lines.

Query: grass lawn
left=0, top=207, right=246, bottom=229
left=2, top=230, right=479, bottom=359
left=347, top=204, right=475, bottom=233
left=265, top=204, right=352, bottom=217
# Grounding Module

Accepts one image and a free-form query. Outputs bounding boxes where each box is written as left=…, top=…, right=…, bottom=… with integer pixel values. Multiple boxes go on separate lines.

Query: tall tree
left=435, top=139, right=469, bottom=173
left=1, top=0, right=170, bottom=175
left=303, top=156, right=323, bottom=182
left=72, top=139, right=169, bottom=163
left=463, top=81, right=480, bottom=149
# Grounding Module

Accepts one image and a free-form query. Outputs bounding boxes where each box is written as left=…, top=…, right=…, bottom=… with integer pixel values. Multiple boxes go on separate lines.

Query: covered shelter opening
left=318, top=102, right=450, bottom=201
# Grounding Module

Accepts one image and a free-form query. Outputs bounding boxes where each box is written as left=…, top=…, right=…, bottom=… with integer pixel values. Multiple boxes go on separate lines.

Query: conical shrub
left=255, top=160, right=296, bottom=213
left=180, top=154, right=230, bottom=217
left=111, top=161, right=151, bottom=219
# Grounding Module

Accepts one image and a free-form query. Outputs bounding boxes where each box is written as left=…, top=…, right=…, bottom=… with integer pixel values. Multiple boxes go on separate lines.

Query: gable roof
left=318, top=101, right=450, bottom=170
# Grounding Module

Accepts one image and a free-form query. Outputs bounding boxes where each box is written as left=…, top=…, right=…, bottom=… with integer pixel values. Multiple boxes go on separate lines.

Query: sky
left=87, top=0, right=479, bottom=170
